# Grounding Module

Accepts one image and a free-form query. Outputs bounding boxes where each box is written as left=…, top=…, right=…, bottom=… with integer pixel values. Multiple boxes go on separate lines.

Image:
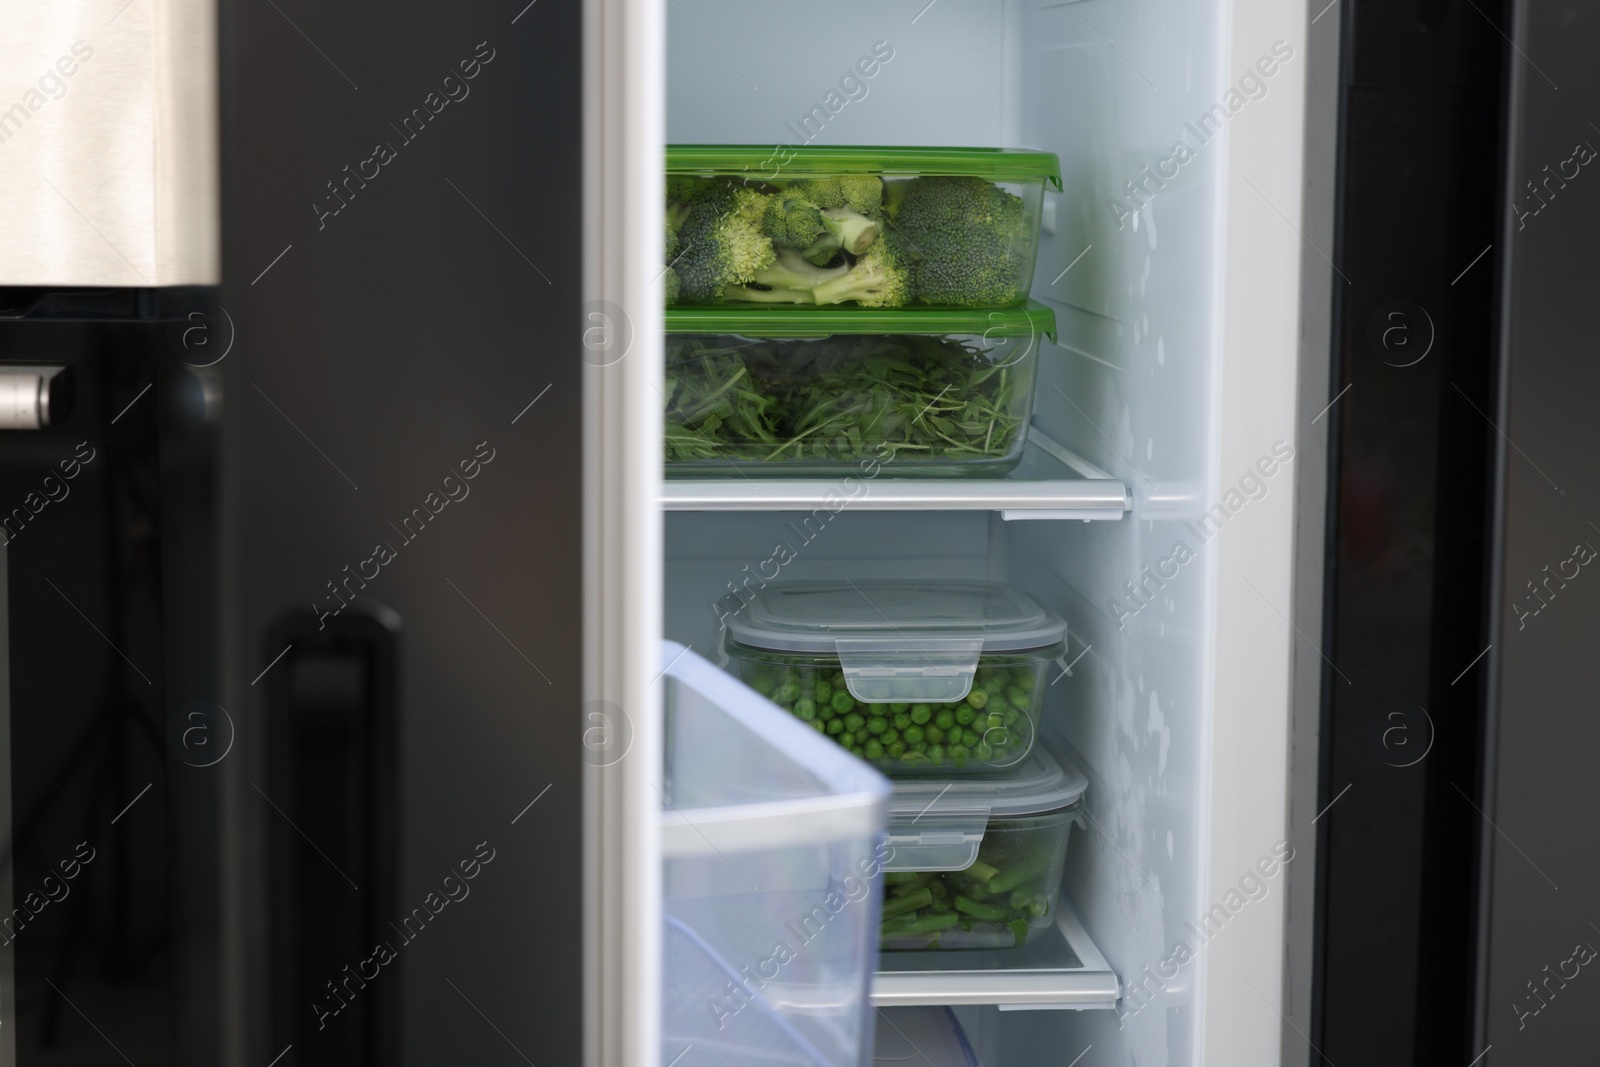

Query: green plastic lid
left=665, top=301, right=1056, bottom=342
left=666, top=145, right=1063, bottom=192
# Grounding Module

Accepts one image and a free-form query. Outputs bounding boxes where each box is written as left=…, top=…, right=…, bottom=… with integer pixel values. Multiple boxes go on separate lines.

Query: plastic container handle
left=881, top=806, right=992, bottom=872
left=835, top=638, right=983, bottom=704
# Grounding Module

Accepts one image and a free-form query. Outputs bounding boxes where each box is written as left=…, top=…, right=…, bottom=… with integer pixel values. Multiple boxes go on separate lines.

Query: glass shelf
left=870, top=904, right=1119, bottom=1010
left=661, top=430, right=1130, bottom=521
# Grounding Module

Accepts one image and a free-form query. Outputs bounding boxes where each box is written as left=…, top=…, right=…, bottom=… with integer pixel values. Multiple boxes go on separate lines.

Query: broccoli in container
left=664, top=146, right=1061, bottom=309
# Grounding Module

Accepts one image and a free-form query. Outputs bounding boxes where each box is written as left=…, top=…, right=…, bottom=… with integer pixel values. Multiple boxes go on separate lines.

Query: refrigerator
left=1, top=0, right=1583, bottom=1064
left=637, top=0, right=1310, bottom=1064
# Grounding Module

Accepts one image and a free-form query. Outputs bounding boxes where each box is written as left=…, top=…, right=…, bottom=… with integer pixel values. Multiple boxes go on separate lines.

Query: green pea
left=827, top=719, right=845, bottom=736
left=830, top=671, right=847, bottom=691
left=928, top=744, right=945, bottom=762
left=955, top=704, right=976, bottom=725
left=889, top=702, right=910, bottom=714
left=1007, top=687, right=1030, bottom=710
left=934, top=709, right=955, bottom=731
left=752, top=673, right=776, bottom=696
left=961, top=728, right=980, bottom=747
left=925, top=724, right=945, bottom=745
left=831, top=691, right=856, bottom=715
left=812, top=718, right=827, bottom=733
left=814, top=683, right=833, bottom=705
left=887, top=741, right=905, bottom=758
left=853, top=728, right=871, bottom=745
left=867, top=716, right=888, bottom=734
left=893, top=713, right=912, bottom=731
left=881, top=728, right=899, bottom=745
left=773, top=682, right=800, bottom=704
left=843, top=712, right=865, bottom=732
left=903, top=725, right=925, bottom=745
left=966, top=688, right=988, bottom=709
left=1004, top=708, right=1020, bottom=726
left=794, top=697, right=817, bottom=721
left=865, top=740, right=884, bottom=760
left=910, top=705, right=933, bottom=725
left=974, top=740, right=993, bottom=761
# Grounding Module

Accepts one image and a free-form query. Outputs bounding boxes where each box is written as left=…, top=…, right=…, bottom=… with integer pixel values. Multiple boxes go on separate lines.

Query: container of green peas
left=718, top=579, right=1066, bottom=775
left=880, top=741, right=1086, bottom=950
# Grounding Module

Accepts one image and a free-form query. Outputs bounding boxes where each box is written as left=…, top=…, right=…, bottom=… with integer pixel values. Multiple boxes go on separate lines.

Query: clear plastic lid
left=882, top=742, right=1087, bottom=872
left=720, top=580, right=1067, bottom=703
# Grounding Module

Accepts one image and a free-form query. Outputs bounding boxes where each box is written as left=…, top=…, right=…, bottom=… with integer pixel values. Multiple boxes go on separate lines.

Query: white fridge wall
left=666, top=3, right=1017, bottom=146
left=1007, top=0, right=1225, bottom=1063
left=1003, top=0, right=1307, bottom=1064
left=664, top=1, right=1306, bottom=1063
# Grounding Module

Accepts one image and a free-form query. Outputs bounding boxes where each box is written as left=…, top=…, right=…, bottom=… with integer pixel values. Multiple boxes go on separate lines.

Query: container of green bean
left=879, top=742, right=1086, bottom=951
left=718, top=579, right=1066, bottom=776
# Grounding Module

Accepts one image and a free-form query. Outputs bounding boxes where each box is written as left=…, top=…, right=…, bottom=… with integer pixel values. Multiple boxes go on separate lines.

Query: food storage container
left=718, top=580, right=1068, bottom=775
left=665, top=303, right=1055, bottom=477
left=660, top=642, right=891, bottom=1067
left=879, top=741, right=1087, bottom=951
left=665, top=146, right=1062, bottom=309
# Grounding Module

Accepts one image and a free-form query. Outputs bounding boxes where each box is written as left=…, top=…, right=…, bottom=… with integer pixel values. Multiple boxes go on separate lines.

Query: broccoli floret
left=784, top=176, right=883, bottom=215
left=783, top=178, right=846, bottom=209
left=819, top=206, right=880, bottom=255
left=800, top=232, right=843, bottom=266
left=672, top=179, right=778, bottom=302
left=836, top=175, right=884, bottom=215
left=667, top=201, right=691, bottom=234
left=762, top=195, right=826, bottom=250
left=722, top=283, right=816, bottom=304
left=755, top=247, right=848, bottom=287
left=664, top=217, right=681, bottom=263
left=811, top=234, right=914, bottom=307
left=763, top=185, right=877, bottom=254
left=663, top=215, right=685, bottom=306
left=882, top=179, right=910, bottom=219
left=667, top=174, right=711, bottom=203
left=724, top=247, right=848, bottom=303
left=891, top=177, right=1030, bottom=307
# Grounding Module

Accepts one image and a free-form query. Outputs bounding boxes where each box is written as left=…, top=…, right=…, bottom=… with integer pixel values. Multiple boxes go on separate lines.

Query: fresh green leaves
left=663, top=332, right=1026, bottom=467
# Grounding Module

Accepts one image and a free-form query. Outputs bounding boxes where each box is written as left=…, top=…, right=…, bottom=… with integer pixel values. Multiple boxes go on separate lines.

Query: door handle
left=0, top=365, right=74, bottom=429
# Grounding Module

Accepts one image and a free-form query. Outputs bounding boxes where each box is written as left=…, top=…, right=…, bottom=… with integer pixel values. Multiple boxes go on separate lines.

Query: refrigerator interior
left=661, top=0, right=1268, bottom=1064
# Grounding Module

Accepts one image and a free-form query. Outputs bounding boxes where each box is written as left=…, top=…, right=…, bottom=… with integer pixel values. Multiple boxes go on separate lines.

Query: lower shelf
left=661, top=430, right=1130, bottom=520
left=870, top=905, right=1119, bottom=1010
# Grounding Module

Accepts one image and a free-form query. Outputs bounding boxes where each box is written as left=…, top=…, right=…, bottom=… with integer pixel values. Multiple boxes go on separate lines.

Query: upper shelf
left=871, top=904, right=1120, bottom=1010
left=661, top=430, right=1130, bottom=521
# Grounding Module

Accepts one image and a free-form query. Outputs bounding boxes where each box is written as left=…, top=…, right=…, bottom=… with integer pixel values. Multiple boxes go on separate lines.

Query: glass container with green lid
left=664, top=146, right=1062, bottom=309
left=665, top=303, right=1055, bottom=477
